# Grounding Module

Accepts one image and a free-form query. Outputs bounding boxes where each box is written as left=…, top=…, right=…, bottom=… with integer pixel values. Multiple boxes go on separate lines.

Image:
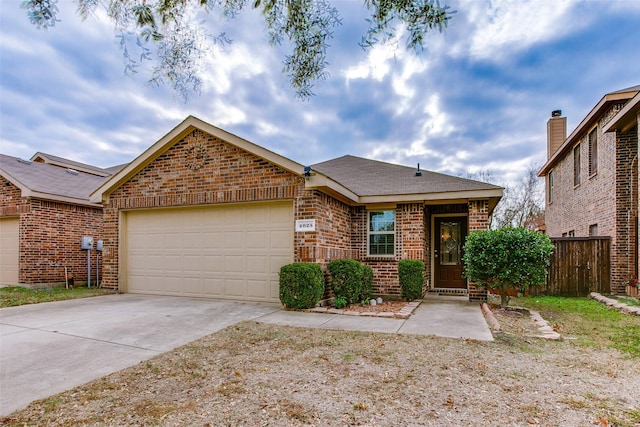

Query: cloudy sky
left=1, top=0, right=639, bottom=188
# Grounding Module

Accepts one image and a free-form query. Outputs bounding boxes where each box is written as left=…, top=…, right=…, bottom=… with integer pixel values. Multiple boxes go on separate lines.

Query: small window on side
left=573, top=144, right=581, bottom=187
left=588, top=128, right=598, bottom=176
left=589, top=224, right=598, bottom=236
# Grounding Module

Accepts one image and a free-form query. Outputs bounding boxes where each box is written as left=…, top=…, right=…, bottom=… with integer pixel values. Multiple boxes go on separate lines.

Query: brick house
left=91, top=116, right=502, bottom=303
left=539, top=85, right=640, bottom=294
left=0, top=153, right=123, bottom=287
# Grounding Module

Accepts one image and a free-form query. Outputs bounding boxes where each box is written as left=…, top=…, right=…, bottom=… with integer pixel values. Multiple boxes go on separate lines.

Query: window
left=588, top=128, right=598, bottom=176
left=573, top=144, right=581, bottom=187
left=589, top=224, right=598, bottom=236
left=548, top=171, right=554, bottom=203
left=368, top=210, right=395, bottom=256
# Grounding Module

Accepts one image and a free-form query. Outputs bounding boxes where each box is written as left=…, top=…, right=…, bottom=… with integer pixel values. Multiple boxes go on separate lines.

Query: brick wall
left=0, top=178, right=103, bottom=286
left=544, top=107, right=638, bottom=293
left=467, top=200, right=490, bottom=302
left=614, top=124, right=638, bottom=293
left=350, top=203, right=426, bottom=297
left=545, top=121, right=617, bottom=239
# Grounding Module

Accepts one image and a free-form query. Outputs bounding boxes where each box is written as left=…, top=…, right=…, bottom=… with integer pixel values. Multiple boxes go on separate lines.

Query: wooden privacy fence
left=544, top=237, right=611, bottom=297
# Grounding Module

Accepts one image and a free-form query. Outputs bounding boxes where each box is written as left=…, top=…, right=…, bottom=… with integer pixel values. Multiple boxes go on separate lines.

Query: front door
left=434, top=217, right=467, bottom=289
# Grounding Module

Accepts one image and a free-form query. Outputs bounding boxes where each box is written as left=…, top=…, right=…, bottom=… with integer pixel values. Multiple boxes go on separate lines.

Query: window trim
left=367, top=209, right=396, bottom=257
left=548, top=170, right=554, bottom=204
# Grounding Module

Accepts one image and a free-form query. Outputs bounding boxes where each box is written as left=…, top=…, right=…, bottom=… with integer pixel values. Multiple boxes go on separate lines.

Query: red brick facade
left=544, top=103, right=639, bottom=294
left=0, top=179, right=103, bottom=286
left=100, top=128, right=493, bottom=300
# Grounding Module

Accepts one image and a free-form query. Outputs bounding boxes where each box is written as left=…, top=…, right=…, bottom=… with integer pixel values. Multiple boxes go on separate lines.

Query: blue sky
left=1, top=0, right=639, bottom=188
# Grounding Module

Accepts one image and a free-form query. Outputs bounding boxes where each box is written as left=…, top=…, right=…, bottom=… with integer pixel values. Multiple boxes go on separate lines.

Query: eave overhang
left=602, top=92, right=640, bottom=134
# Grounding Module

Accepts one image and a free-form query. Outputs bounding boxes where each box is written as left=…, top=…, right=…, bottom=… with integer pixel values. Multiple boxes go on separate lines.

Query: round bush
left=327, top=259, right=363, bottom=305
left=279, top=263, right=324, bottom=309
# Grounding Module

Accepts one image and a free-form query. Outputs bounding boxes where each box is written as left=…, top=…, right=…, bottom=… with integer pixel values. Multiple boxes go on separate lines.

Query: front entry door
left=434, top=217, right=467, bottom=288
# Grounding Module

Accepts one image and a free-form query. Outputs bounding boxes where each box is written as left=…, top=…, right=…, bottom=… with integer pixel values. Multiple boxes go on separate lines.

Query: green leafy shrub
left=360, top=265, right=374, bottom=302
left=463, top=227, right=554, bottom=307
left=334, top=297, right=347, bottom=309
left=279, top=263, right=324, bottom=309
left=398, top=259, right=424, bottom=300
left=327, top=259, right=366, bottom=305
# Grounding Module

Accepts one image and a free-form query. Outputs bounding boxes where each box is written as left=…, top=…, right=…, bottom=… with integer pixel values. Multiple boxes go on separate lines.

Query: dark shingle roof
left=311, top=155, right=502, bottom=197
left=0, top=154, right=116, bottom=204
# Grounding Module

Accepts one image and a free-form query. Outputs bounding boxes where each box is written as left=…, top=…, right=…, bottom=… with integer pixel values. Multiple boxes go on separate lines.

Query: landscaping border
left=307, top=300, right=422, bottom=319
left=590, top=292, right=640, bottom=315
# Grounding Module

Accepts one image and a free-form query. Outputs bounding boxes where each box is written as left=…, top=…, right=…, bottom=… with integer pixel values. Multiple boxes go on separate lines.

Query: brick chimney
left=547, top=110, right=566, bottom=158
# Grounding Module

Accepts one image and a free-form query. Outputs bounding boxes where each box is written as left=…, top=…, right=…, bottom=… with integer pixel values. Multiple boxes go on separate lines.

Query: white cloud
left=460, top=0, right=578, bottom=60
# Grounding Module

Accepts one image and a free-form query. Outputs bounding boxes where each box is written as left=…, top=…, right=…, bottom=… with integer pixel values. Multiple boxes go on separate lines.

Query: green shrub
left=360, top=265, right=374, bottom=302
left=334, top=297, right=347, bottom=309
left=327, top=259, right=365, bottom=305
left=398, top=259, right=424, bottom=301
left=279, top=263, right=324, bottom=309
left=463, top=227, right=554, bottom=307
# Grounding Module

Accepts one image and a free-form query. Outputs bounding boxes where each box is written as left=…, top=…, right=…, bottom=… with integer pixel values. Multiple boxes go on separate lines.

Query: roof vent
left=551, top=110, right=562, bottom=117
left=66, top=168, right=79, bottom=175
left=415, top=163, right=422, bottom=177
left=17, top=158, right=32, bottom=165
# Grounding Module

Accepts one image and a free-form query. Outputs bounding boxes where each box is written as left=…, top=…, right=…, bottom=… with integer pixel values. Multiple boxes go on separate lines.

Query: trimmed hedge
left=279, top=263, right=324, bottom=309
left=327, top=259, right=362, bottom=305
left=360, top=264, right=373, bottom=302
left=399, top=259, right=424, bottom=301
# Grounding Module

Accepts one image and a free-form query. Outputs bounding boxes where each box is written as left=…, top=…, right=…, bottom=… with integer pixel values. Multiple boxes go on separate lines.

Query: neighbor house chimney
left=547, top=110, right=566, bottom=158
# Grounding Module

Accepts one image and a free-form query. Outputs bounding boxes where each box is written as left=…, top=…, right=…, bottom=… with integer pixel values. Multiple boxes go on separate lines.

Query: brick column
left=467, top=200, right=490, bottom=302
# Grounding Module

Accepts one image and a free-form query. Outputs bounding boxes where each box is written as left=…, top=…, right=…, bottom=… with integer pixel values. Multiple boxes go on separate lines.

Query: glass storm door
left=434, top=217, right=467, bottom=289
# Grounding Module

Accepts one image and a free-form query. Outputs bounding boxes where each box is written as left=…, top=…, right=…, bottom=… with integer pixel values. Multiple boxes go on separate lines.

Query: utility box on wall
left=81, top=236, right=94, bottom=250
left=96, top=240, right=103, bottom=251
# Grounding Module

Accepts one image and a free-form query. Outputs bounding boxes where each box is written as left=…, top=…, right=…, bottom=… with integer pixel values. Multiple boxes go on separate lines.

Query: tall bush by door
left=463, top=227, right=554, bottom=308
left=279, top=263, right=324, bottom=309
left=398, top=259, right=424, bottom=301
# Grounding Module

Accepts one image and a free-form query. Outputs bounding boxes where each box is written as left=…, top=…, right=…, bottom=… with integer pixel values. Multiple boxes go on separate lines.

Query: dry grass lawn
left=2, top=300, right=639, bottom=426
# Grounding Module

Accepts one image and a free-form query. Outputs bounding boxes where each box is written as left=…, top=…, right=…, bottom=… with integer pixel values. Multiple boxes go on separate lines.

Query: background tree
left=466, top=163, right=545, bottom=230
left=463, top=227, right=554, bottom=308
left=21, top=0, right=455, bottom=100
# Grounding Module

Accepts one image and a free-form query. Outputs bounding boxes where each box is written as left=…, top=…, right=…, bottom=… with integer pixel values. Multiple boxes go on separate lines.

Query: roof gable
left=90, top=116, right=305, bottom=204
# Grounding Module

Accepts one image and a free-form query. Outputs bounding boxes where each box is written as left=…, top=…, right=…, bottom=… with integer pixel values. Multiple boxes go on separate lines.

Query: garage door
left=124, top=202, right=293, bottom=302
left=0, top=217, right=19, bottom=286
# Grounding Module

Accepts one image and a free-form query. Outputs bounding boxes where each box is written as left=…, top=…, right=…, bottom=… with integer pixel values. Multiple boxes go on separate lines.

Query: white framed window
left=368, top=210, right=395, bottom=256
left=548, top=170, right=554, bottom=203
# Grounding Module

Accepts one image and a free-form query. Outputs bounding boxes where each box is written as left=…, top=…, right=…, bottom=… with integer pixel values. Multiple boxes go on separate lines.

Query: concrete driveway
left=1, top=294, right=491, bottom=416
left=0, top=294, right=282, bottom=416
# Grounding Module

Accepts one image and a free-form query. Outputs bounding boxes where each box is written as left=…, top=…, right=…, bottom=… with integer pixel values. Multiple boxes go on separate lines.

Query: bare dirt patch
left=341, top=300, right=408, bottom=313
left=3, top=319, right=638, bottom=426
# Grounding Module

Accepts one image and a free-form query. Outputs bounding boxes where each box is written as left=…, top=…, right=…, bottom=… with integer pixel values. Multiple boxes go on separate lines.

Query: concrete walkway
left=1, top=294, right=491, bottom=416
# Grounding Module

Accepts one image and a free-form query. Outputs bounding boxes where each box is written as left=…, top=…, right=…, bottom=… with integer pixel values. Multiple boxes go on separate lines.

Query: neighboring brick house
left=0, top=153, right=123, bottom=287
left=91, top=116, right=502, bottom=303
left=539, top=85, right=640, bottom=294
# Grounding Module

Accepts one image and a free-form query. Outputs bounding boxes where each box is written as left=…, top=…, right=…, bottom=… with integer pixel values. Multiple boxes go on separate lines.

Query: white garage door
left=124, top=202, right=293, bottom=302
left=0, top=217, right=19, bottom=286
